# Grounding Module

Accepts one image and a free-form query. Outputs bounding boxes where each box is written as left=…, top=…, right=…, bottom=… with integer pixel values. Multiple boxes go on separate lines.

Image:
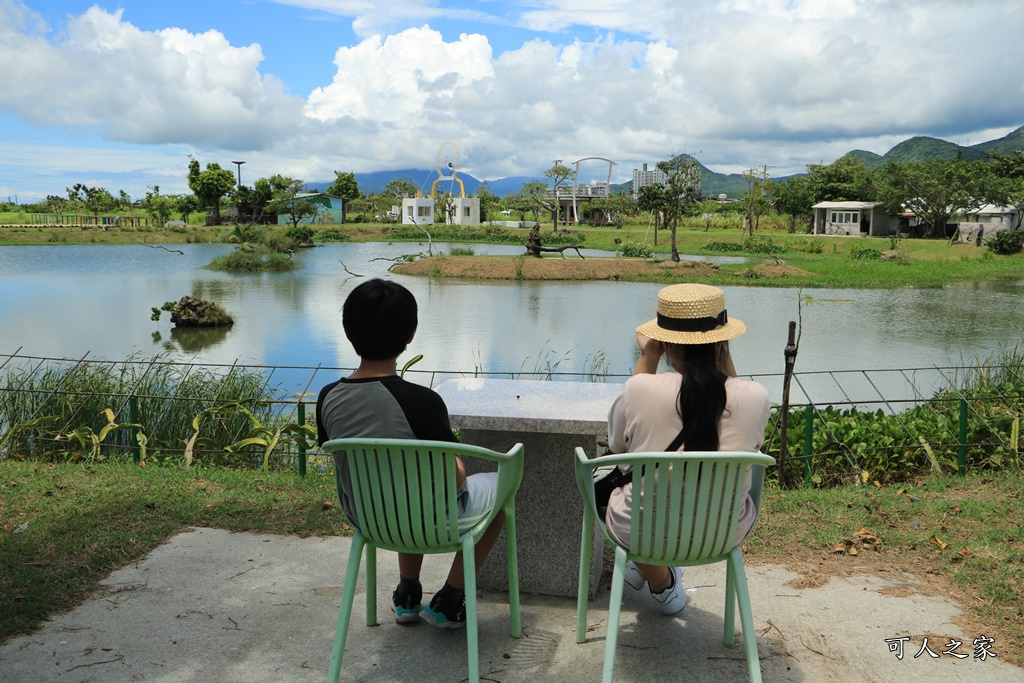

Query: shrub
left=448, top=246, right=475, bottom=256
left=317, top=229, right=351, bottom=242
left=791, top=238, right=824, bottom=254
left=620, top=243, right=653, bottom=258
left=987, top=229, right=1024, bottom=255
left=702, top=241, right=744, bottom=253
left=849, top=246, right=882, bottom=260
left=284, top=225, right=316, bottom=243
left=742, top=235, right=785, bottom=254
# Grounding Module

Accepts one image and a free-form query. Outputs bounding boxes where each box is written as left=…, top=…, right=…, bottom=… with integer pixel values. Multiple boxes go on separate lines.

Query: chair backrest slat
left=582, top=450, right=775, bottom=566
left=324, top=438, right=524, bottom=555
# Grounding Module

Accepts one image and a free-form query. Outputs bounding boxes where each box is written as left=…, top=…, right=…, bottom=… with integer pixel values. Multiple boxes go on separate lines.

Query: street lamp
left=231, top=160, right=246, bottom=188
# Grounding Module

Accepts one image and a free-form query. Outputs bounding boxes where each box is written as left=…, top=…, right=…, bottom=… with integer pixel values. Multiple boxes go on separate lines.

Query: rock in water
left=169, top=295, right=234, bottom=327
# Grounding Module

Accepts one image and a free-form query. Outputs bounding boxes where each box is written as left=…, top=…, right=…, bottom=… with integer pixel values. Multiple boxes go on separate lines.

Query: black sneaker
left=418, top=591, right=466, bottom=629
left=392, top=584, right=422, bottom=624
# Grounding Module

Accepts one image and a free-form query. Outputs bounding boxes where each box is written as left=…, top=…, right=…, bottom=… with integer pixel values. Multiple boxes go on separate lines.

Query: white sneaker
left=650, top=566, right=687, bottom=615
left=623, top=560, right=646, bottom=591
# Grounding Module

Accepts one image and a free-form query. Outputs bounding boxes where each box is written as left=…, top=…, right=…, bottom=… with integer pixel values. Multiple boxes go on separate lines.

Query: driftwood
left=339, top=260, right=363, bottom=277
left=525, top=244, right=586, bottom=259
left=137, top=240, right=184, bottom=255
left=524, top=224, right=584, bottom=258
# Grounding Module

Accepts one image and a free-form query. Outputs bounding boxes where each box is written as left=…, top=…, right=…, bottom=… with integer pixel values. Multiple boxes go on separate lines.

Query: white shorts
left=456, top=472, right=499, bottom=534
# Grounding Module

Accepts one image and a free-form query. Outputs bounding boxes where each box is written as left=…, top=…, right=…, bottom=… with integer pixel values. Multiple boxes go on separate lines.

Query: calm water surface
left=1, top=243, right=1022, bottom=402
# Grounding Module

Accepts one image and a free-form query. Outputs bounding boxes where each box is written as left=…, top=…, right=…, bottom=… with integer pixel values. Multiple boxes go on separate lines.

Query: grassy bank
left=2, top=222, right=1021, bottom=288
left=2, top=461, right=1021, bottom=664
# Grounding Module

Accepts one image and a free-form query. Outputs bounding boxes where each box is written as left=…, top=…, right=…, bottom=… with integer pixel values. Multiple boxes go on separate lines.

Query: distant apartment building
left=632, top=161, right=701, bottom=199
left=632, top=163, right=669, bottom=199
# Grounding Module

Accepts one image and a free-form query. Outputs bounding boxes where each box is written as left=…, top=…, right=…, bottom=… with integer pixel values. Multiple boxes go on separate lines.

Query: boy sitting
left=316, top=278, right=505, bottom=628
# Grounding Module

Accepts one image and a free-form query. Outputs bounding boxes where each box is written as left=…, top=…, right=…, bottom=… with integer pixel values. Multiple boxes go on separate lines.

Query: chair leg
left=602, top=547, right=628, bottom=683
left=463, top=535, right=480, bottom=683
left=728, top=547, right=763, bottom=683
left=365, top=544, right=377, bottom=627
left=575, top=505, right=595, bottom=644
left=328, top=533, right=365, bottom=683
left=724, top=549, right=736, bottom=646
left=505, top=503, right=522, bottom=638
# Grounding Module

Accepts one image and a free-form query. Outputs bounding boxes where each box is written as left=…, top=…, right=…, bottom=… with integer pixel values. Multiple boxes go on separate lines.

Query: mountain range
left=310, top=125, right=1024, bottom=199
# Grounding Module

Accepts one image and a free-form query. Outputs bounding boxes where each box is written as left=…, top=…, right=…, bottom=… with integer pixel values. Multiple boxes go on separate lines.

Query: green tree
left=325, top=171, right=361, bottom=202
left=984, top=151, right=1024, bottom=230
left=175, top=194, right=201, bottom=223
left=805, top=155, right=876, bottom=203
left=741, top=165, right=772, bottom=236
left=187, top=156, right=236, bottom=226
left=475, top=181, right=498, bottom=222
left=44, top=195, right=68, bottom=216
left=383, top=178, right=419, bottom=201
left=770, top=174, right=815, bottom=233
left=544, top=159, right=575, bottom=231
left=879, top=158, right=986, bottom=238
left=266, top=176, right=317, bottom=230
left=67, top=184, right=115, bottom=219
left=693, top=198, right=722, bottom=231
left=140, top=186, right=175, bottom=227
left=636, top=156, right=701, bottom=260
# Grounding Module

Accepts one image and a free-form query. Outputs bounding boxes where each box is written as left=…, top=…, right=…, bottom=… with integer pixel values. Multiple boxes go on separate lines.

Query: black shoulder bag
left=594, top=429, right=686, bottom=518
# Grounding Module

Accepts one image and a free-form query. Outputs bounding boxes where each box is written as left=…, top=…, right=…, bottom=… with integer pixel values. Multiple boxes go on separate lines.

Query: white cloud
left=2, top=0, right=1023, bottom=197
left=0, top=4, right=305, bottom=149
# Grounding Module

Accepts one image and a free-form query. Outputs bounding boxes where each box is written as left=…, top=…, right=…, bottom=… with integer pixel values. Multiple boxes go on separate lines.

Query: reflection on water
left=169, top=325, right=232, bottom=354
left=1, top=243, right=1022, bottom=404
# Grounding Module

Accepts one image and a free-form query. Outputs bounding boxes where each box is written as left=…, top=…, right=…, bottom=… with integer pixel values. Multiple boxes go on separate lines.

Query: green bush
left=448, top=246, right=475, bottom=256
left=849, top=246, right=882, bottom=260
left=284, top=225, right=316, bottom=243
left=742, top=235, right=785, bottom=254
left=620, top=243, right=653, bottom=258
left=790, top=238, right=824, bottom=254
left=317, top=229, right=352, bottom=242
left=207, top=248, right=299, bottom=273
left=987, top=229, right=1024, bottom=255
left=701, top=241, right=744, bottom=253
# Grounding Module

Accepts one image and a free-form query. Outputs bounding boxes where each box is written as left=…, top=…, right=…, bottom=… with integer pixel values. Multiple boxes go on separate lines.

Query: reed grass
left=0, top=356, right=281, bottom=467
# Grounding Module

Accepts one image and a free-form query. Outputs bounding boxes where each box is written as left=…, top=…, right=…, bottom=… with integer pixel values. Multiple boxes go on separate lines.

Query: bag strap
left=666, top=428, right=686, bottom=452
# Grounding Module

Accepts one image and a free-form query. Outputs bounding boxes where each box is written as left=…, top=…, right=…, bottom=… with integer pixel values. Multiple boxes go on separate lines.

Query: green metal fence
left=2, top=352, right=1021, bottom=482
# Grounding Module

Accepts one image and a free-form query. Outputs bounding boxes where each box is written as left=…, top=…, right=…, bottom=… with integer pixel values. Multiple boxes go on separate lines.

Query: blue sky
left=1, top=0, right=1022, bottom=203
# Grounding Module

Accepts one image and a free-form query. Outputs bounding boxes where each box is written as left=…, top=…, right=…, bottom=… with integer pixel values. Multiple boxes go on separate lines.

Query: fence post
left=130, top=396, right=141, bottom=464
left=958, top=398, right=968, bottom=476
left=297, top=401, right=307, bottom=477
left=804, top=404, right=813, bottom=485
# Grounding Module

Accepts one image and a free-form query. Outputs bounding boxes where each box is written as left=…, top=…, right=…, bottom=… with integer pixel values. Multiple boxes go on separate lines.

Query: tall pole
left=231, top=160, right=246, bottom=188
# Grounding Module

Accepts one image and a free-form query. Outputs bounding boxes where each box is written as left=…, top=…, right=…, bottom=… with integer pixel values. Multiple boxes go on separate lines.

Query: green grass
left=0, top=461, right=348, bottom=641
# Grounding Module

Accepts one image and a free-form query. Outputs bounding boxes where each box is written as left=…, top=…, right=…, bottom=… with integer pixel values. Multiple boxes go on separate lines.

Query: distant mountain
left=847, top=149, right=885, bottom=166
left=969, top=125, right=1024, bottom=156
left=839, top=126, right=1024, bottom=168
left=306, top=125, right=1024, bottom=199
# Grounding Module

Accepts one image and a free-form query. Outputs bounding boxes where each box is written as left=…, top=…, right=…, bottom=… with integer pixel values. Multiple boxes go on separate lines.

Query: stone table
left=435, top=378, right=624, bottom=598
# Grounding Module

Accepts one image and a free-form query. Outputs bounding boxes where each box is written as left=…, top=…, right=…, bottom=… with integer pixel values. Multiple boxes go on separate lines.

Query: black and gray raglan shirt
left=316, top=375, right=458, bottom=527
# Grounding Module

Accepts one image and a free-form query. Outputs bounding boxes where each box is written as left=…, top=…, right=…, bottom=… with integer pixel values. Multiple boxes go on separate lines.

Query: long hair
left=673, top=343, right=727, bottom=451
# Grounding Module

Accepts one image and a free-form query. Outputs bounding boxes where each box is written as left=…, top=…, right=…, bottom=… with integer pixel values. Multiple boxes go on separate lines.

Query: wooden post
left=777, top=321, right=798, bottom=488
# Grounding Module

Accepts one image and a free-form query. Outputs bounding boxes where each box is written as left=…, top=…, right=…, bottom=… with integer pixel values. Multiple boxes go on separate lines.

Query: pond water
left=1, top=242, right=1022, bottom=403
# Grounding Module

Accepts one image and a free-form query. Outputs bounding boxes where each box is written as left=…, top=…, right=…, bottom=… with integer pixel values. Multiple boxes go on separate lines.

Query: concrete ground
left=1, top=527, right=1020, bottom=683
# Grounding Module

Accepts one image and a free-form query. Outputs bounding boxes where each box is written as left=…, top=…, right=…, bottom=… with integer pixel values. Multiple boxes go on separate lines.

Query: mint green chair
left=574, top=448, right=776, bottom=683
left=321, top=438, right=524, bottom=683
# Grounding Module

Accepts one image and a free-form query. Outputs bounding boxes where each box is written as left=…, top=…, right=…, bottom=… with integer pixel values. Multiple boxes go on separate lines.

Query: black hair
left=672, top=343, right=727, bottom=451
left=342, top=278, right=418, bottom=361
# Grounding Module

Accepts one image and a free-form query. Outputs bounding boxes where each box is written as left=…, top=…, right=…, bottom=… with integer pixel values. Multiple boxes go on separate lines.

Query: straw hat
left=636, top=283, right=746, bottom=345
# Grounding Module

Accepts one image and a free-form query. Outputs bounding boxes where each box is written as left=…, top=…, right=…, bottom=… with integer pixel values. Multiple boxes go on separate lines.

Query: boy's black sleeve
left=382, top=377, right=459, bottom=443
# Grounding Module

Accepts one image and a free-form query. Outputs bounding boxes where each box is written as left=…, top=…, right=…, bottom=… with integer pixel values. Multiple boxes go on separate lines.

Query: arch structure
left=569, top=157, right=617, bottom=225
